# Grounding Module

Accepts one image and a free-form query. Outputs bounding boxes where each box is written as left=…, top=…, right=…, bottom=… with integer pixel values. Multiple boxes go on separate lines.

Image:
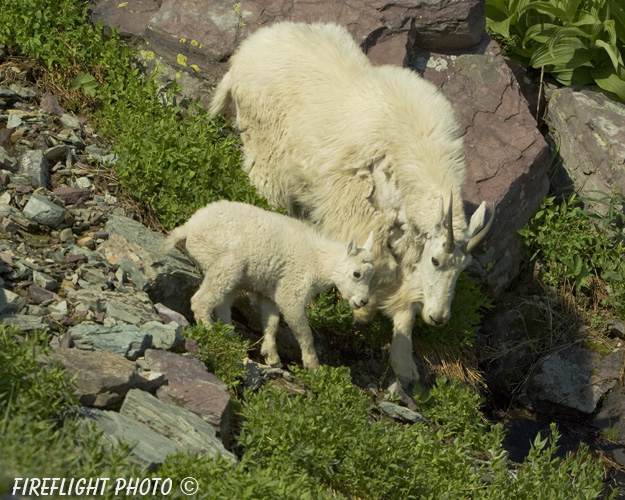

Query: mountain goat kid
left=209, top=22, right=495, bottom=388
left=163, top=200, right=375, bottom=369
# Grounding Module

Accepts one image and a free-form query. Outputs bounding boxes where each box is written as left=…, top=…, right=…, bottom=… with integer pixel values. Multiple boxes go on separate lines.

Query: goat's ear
left=363, top=231, right=374, bottom=252
left=468, top=201, right=487, bottom=237
left=347, top=231, right=358, bottom=255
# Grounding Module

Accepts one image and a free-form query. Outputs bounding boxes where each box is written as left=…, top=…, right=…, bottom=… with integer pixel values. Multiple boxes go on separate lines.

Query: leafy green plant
left=417, top=272, right=493, bottom=347
left=238, top=366, right=611, bottom=499
left=0, top=327, right=143, bottom=495
left=486, top=0, right=625, bottom=101
left=519, top=192, right=625, bottom=316
left=0, top=0, right=267, bottom=230
left=183, top=321, right=250, bottom=386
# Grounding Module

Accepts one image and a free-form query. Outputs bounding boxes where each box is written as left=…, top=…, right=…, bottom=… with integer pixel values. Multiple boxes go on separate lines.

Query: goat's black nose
left=360, top=298, right=369, bottom=306
left=429, top=315, right=445, bottom=326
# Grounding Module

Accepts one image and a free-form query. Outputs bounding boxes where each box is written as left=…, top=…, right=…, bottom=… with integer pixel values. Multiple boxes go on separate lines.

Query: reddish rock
left=144, top=349, right=230, bottom=440
left=415, top=38, right=550, bottom=292
left=48, top=348, right=143, bottom=409
left=53, top=186, right=92, bottom=207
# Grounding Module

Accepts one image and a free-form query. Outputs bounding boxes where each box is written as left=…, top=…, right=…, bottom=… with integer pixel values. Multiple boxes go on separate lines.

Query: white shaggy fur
left=209, top=22, right=493, bottom=387
left=164, top=200, right=375, bottom=369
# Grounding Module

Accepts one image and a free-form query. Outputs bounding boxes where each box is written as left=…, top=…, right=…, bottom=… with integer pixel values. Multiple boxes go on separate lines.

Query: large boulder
left=545, top=86, right=625, bottom=212
left=98, top=216, right=201, bottom=319
left=414, top=38, right=550, bottom=292
left=91, top=0, right=485, bottom=79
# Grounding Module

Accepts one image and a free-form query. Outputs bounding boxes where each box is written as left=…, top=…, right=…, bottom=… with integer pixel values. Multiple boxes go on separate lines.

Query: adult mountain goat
left=164, top=200, right=375, bottom=370
left=209, top=22, right=495, bottom=387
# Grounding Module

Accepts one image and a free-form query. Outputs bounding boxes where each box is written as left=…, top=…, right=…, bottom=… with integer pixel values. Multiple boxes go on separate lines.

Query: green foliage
left=238, top=366, right=610, bottom=499
left=183, top=321, right=250, bottom=387
left=519, top=192, right=625, bottom=316
left=486, top=0, right=625, bottom=101
left=158, top=452, right=335, bottom=500
left=309, top=273, right=492, bottom=352
left=417, top=272, right=493, bottom=347
left=0, top=326, right=143, bottom=495
left=0, top=0, right=267, bottom=229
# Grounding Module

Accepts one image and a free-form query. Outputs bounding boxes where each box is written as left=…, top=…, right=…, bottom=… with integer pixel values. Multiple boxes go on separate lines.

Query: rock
left=379, top=401, right=424, bottom=423
left=69, top=323, right=152, bottom=360
left=413, top=37, right=550, bottom=292
left=48, top=347, right=143, bottom=408
left=0, top=313, right=47, bottom=331
left=17, top=150, right=49, bottom=187
left=40, top=92, right=65, bottom=116
left=144, top=349, right=231, bottom=439
left=106, top=294, right=161, bottom=325
left=608, top=319, right=625, bottom=341
left=121, top=389, right=236, bottom=460
left=523, top=344, right=625, bottom=414
left=154, top=302, right=189, bottom=327
left=387, top=380, right=420, bottom=412
left=76, top=406, right=183, bottom=469
left=592, top=381, right=625, bottom=446
left=53, top=186, right=91, bottom=207
left=6, top=112, right=23, bottom=129
left=32, top=270, right=60, bottom=291
left=26, top=283, right=58, bottom=305
left=0, top=146, right=17, bottom=170
left=59, top=113, right=80, bottom=130
left=22, top=194, right=66, bottom=228
left=243, top=357, right=291, bottom=390
left=545, top=86, right=625, bottom=212
left=92, top=0, right=485, bottom=91
left=141, top=320, right=181, bottom=350
left=99, top=215, right=201, bottom=319
left=44, top=144, right=68, bottom=163
left=0, top=287, right=25, bottom=314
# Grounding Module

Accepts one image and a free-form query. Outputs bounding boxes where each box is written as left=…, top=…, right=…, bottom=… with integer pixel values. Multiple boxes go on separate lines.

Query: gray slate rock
left=99, top=215, right=201, bottom=319
left=546, top=86, right=625, bottom=213
left=141, top=320, right=181, bottom=350
left=0, top=314, right=46, bottom=331
left=77, top=406, right=183, bottom=469
left=17, top=150, right=49, bottom=187
left=121, top=389, right=236, bottom=461
left=593, top=380, right=625, bottom=446
left=524, top=344, right=625, bottom=414
left=0, top=287, right=25, bottom=314
left=379, top=401, right=424, bottom=423
left=0, top=146, right=17, bottom=171
left=49, top=347, right=144, bottom=408
left=144, top=349, right=231, bottom=439
left=23, top=194, right=66, bottom=228
left=69, top=323, right=152, bottom=360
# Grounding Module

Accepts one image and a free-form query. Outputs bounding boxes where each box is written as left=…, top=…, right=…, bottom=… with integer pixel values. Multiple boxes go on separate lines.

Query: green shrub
left=0, top=327, right=143, bottom=495
left=0, top=0, right=267, bottom=230
left=238, top=366, right=611, bottom=500
left=486, top=0, right=625, bottom=101
left=519, top=192, right=625, bottom=316
left=183, top=321, right=250, bottom=387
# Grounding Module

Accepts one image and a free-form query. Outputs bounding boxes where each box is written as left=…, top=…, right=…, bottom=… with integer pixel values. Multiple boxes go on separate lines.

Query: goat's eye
left=431, top=257, right=440, bottom=267
left=353, top=271, right=362, bottom=279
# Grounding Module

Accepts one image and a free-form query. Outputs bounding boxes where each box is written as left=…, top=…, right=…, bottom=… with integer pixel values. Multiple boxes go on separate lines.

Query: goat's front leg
left=390, top=305, right=419, bottom=389
left=282, top=308, right=320, bottom=370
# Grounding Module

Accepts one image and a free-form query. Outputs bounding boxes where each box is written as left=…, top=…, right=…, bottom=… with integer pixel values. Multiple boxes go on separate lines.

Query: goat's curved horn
left=465, top=203, right=496, bottom=254
left=443, top=193, right=455, bottom=254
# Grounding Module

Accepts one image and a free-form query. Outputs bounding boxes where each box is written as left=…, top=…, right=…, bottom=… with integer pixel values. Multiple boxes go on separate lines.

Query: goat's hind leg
left=258, top=296, right=282, bottom=367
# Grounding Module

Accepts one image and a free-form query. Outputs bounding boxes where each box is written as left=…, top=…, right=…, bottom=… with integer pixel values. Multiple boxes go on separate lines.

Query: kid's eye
left=353, top=271, right=362, bottom=279
left=432, top=258, right=440, bottom=267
